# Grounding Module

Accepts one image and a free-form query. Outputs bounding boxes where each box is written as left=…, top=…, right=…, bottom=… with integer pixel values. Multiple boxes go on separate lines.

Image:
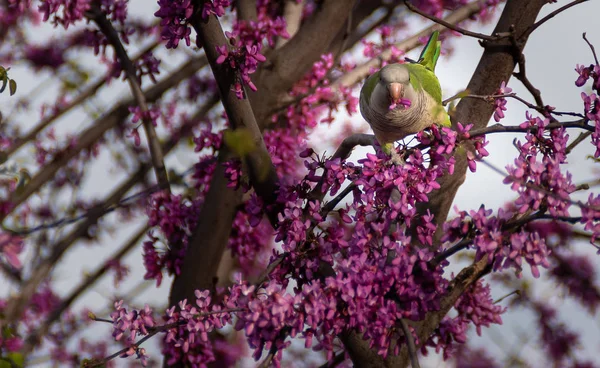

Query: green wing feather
left=405, top=63, right=441, bottom=103
left=417, top=31, right=441, bottom=72
left=361, top=70, right=380, bottom=101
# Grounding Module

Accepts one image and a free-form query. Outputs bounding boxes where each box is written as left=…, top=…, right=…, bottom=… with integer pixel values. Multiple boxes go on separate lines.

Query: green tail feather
left=417, top=31, right=441, bottom=72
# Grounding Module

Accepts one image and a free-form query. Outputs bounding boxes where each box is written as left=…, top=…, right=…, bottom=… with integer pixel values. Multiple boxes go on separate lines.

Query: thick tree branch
left=169, top=2, right=281, bottom=309
left=275, top=0, right=305, bottom=48
left=236, top=0, right=257, bottom=22
left=394, top=0, right=548, bottom=365
left=251, top=0, right=356, bottom=123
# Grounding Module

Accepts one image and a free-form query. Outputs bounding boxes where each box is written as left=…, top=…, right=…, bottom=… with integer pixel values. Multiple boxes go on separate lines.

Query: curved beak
left=388, top=83, right=403, bottom=101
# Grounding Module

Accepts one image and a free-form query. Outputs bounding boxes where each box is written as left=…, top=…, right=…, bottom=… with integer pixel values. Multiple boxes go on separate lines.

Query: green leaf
left=8, top=79, right=16, bottom=96
left=0, top=353, right=24, bottom=368
left=223, top=128, right=256, bottom=157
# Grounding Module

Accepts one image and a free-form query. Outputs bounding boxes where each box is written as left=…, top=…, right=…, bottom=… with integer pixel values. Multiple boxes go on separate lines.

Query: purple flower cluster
left=505, top=113, right=574, bottom=217
left=142, top=192, right=202, bottom=285
left=110, top=301, right=155, bottom=366
left=425, top=279, right=505, bottom=360
left=455, top=122, right=490, bottom=172
left=455, top=280, right=505, bottom=336
left=550, top=252, right=600, bottom=312
left=443, top=206, right=551, bottom=277
left=0, top=232, right=24, bottom=269
left=228, top=195, right=272, bottom=275
left=493, top=81, right=512, bottom=122
left=215, top=13, right=288, bottom=98
left=202, top=0, right=232, bottom=19
left=163, top=290, right=234, bottom=366
left=154, top=0, right=194, bottom=49
left=38, top=0, right=91, bottom=29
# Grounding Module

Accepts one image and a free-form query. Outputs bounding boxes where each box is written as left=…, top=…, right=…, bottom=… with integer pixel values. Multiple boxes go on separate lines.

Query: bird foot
left=388, top=149, right=405, bottom=166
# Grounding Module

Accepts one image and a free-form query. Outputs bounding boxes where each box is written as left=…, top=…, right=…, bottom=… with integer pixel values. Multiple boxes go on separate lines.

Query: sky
left=1, top=1, right=600, bottom=367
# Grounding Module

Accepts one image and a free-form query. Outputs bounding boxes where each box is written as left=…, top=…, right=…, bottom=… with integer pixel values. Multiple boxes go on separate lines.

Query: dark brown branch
left=566, top=131, right=593, bottom=154
left=308, top=134, right=375, bottom=203
left=275, top=0, right=305, bottom=48
left=169, top=1, right=281, bottom=311
left=404, top=0, right=502, bottom=41
left=522, top=0, right=589, bottom=39
left=236, top=0, right=257, bottom=22
left=583, top=32, right=599, bottom=65
left=89, top=3, right=171, bottom=192
left=468, top=120, right=593, bottom=137
left=322, top=183, right=356, bottom=214
left=250, top=0, right=356, bottom=123
left=512, top=50, right=545, bottom=112
left=395, top=0, right=548, bottom=365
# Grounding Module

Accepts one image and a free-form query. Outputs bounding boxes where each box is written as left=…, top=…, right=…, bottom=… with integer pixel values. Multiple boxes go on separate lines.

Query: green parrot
left=359, top=31, right=451, bottom=162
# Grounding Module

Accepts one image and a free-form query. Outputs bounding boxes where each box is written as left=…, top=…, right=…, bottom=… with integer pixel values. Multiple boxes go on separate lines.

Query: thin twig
left=5, top=40, right=160, bottom=159
left=89, top=3, right=171, bottom=192
left=322, top=183, right=356, bottom=214
left=468, top=119, right=594, bottom=137
left=4, top=186, right=158, bottom=236
left=493, top=290, right=520, bottom=304
left=307, top=134, right=375, bottom=203
left=332, top=1, right=485, bottom=88
left=404, top=0, right=500, bottom=42
left=399, top=319, right=420, bottom=368
left=583, top=32, right=599, bottom=65
left=444, top=91, right=584, bottom=118
left=22, top=225, right=148, bottom=354
left=566, top=131, right=592, bottom=154
left=523, top=0, right=589, bottom=39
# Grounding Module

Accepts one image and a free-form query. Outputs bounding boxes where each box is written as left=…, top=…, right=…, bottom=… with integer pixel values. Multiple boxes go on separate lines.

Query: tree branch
left=169, top=1, right=282, bottom=310
left=89, top=3, right=171, bottom=192
left=236, top=0, right=257, bottom=22
left=394, top=0, right=548, bottom=365
left=522, top=0, right=589, bottom=39
left=275, top=0, right=305, bottom=48
left=250, top=0, right=356, bottom=124
left=399, top=319, right=420, bottom=368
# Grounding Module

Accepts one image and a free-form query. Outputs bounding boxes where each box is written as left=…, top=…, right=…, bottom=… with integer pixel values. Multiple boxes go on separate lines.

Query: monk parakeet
left=359, top=31, right=451, bottom=162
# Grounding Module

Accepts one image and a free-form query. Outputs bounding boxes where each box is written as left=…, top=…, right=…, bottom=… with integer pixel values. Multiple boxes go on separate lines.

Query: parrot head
left=368, top=64, right=418, bottom=116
